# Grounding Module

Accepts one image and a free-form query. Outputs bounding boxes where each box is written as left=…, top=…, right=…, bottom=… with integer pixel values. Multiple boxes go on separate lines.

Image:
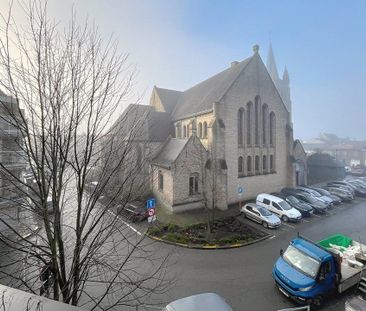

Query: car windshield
left=283, top=245, right=320, bottom=279
left=304, top=194, right=317, bottom=204
left=258, top=207, right=272, bottom=216
left=278, top=201, right=292, bottom=211
left=287, top=196, right=299, bottom=204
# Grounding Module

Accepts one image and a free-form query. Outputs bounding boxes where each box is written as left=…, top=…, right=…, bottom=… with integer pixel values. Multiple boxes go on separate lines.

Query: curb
left=146, top=232, right=273, bottom=250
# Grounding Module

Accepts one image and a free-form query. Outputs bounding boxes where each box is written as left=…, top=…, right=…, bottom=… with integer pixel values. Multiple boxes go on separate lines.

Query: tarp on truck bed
left=318, top=234, right=353, bottom=250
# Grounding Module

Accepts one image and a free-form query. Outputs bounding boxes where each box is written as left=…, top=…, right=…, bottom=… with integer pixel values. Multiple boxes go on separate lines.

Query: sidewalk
left=155, top=203, right=241, bottom=226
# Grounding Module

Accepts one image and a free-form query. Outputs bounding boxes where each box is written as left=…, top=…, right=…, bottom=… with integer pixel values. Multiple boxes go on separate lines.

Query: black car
left=272, top=193, right=313, bottom=217
left=291, top=192, right=328, bottom=214
left=323, top=186, right=353, bottom=202
left=117, top=201, right=148, bottom=222
left=307, top=186, right=342, bottom=205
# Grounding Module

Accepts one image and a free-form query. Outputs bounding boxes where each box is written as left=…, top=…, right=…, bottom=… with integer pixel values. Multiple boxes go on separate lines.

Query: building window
left=270, top=112, right=276, bottom=146
left=183, top=125, right=187, bottom=137
left=238, top=156, right=244, bottom=175
left=263, top=155, right=267, bottom=172
left=237, top=108, right=244, bottom=146
left=203, top=122, right=208, bottom=138
left=247, top=156, right=252, bottom=173
left=198, top=122, right=203, bottom=138
left=255, top=155, right=260, bottom=173
left=189, top=173, right=199, bottom=195
left=270, top=155, right=274, bottom=171
left=262, top=104, right=268, bottom=145
left=176, top=123, right=182, bottom=138
left=158, top=170, right=164, bottom=191
left=246, top=102, right=252, bottom=145
left=187, top=124, right=190, bottom=137
left=255, top=96, right=260, bottom=146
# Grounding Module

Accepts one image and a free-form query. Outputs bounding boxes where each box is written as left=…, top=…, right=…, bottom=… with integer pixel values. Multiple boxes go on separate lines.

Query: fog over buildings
left=3, top=0, right=366, bottom=140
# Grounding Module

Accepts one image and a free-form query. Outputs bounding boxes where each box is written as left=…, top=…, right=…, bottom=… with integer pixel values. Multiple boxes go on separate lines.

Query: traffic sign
left=237, top=186, right=244, bottom=197
left=146, top=198, right=156, bottom=209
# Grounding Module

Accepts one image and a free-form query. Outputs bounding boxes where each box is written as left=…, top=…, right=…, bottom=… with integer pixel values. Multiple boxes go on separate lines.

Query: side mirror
left=280, top=249, right=284, bottom=257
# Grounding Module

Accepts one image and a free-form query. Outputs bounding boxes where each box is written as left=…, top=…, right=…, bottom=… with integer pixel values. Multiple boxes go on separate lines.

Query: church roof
left=152, top=137, right=189, bottom=168
left=111, top=104, right=173, bottom=142
left=153, top=87, right=182, bottom=115
left=168, top=56, right=253, bottom=120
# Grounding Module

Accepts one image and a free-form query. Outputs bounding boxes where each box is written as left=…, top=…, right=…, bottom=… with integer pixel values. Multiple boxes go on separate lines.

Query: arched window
left=203, top=122, right=208, bottom=138
left=255, top=96, right=260, bottom=145
left=189, top=173, right=199, bottom=195
left=262, top=104, right=268, bottom=145
left=237, top=108, right=244, bottom=145
left=246, top=102, right=252, bottom=145
left=263, top=155, right=267, bottom=172
left=158, top=170, right=164, bottom=191
left=183, top=125, right=187, bottom=137
left=187, top=124, right=190, bottom=137
left=198, top=122, right=203, bottom=138
left=255, top=155, right=260, bottom=173
left=270, top=112, right=276, bottom=146
left=238, top=156, right=244, bottom=175
left=247, top=156, right=252, bottom=173
left=176, top=123, right=182, bottom=138
left=270, top=155, right=274, bottom=172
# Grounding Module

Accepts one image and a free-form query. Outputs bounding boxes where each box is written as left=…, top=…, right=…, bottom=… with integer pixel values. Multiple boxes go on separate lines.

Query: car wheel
left=311, top=295, right=323, bottom=309
left=282, top=215, right=289, bottom=222
left=262, top=221, right=268, bottom=228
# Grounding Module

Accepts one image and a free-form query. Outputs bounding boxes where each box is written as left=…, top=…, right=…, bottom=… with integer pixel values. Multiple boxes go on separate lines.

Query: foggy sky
left=3, top=0, right=366, bottom=140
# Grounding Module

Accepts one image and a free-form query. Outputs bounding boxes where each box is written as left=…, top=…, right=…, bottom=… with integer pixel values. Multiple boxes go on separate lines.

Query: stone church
left=112, top=44, right=307, bottom=212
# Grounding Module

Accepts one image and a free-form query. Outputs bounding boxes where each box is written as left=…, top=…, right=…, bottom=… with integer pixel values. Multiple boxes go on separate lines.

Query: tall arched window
left=263, top=155, right=267, bottom=172
left=198, top=122, right=203, bottom=138
left=238, top=156, right=244, bottom=175
left=255, top=155, right=260, bottom=173
left=255, top=96, right=260, bottom=145
left=270, top=155, right=274, bottom=172
left=262, top=104, right=268, bottom=145
left=183, top=125, right=187, bottom=137
left=246, top=102, right=252, bottom=145
left=247, top=156, right=252, bottom=173
left=270, top=112, right=276, bottom=146
left=203, top=122, right=208, bottom=138
left=237, top=108, right=244, bottom=145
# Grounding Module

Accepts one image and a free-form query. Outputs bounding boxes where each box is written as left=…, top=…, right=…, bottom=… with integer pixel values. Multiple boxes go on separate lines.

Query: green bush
left=164, top=233, right=189, bottom=244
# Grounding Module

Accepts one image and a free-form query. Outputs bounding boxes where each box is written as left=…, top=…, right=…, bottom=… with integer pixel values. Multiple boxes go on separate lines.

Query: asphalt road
left=143, top=198, right=366, bottom=311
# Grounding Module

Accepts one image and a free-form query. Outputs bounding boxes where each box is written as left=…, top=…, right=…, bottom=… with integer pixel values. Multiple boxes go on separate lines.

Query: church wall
left=151, top=165, right=174, bottom=211
left=221, top=54, right=291, bottom=204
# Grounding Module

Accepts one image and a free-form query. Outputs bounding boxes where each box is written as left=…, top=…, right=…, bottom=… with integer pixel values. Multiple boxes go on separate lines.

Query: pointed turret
left=266, top=42, right=279, bottom=84
left=283, top=66, right=290, bottom=84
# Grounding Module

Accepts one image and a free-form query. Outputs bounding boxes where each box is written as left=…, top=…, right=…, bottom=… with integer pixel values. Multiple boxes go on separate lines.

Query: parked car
left=327, top=183, right=355, bottom=199
left=307, top=186, right=342, bottom=205
left=117, top=201, right=148, bottom=222
left=272, top=193, right=313, bottom=217
left=296, top=186, right=333, bottom=207
left=323, top=186, right=354, bottom=202
left=240, top=203, right=281, bottom=228
left=256, top=193, right=302, bottom=222
left=328, top=182, right=355, bottom=196
left=163, top=293, right=234, bottom=311
left=290, top=192, right=328, bottom=214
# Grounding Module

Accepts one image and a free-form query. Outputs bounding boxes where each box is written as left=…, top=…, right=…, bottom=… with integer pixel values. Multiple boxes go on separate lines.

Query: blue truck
left=272, top=234, right=366, bottom=307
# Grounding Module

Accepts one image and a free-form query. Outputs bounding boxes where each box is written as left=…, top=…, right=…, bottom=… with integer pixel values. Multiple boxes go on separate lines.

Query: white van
left=256, top=193, right=301, bottom=222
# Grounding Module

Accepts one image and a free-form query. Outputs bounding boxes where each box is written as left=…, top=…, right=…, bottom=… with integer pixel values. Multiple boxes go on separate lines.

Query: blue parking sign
left=146, top=198, right=156, bottom=209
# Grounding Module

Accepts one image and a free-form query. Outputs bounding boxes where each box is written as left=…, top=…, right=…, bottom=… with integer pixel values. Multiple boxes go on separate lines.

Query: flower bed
left=147, top=216, right=269, bottom=247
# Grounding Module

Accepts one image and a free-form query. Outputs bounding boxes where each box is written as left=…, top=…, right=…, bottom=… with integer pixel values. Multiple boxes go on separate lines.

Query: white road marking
left=107, top=210, right=143, bottom=236
left=281, top=222, right=295, bottom=229
left=269, top=235, right=276, bottom=240
left=312, top=214, right=322, bottom=218
left=301, top=219, right=310, bottom=223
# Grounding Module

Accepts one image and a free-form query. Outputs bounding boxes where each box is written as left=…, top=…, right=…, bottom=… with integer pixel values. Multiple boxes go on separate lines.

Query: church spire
left=283, top=66, right=290, bottom=84
left=266, top=42, right=279, bottom=84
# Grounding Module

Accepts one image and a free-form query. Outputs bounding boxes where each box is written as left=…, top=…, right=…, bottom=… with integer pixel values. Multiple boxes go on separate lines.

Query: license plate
left=278, top=286, right=289, bottom=298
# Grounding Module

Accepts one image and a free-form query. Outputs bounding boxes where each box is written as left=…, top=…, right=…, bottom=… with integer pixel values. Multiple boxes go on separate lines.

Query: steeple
left=266, top=42, right=279, bottom=84
left=283, top=66, right=290, bottom=84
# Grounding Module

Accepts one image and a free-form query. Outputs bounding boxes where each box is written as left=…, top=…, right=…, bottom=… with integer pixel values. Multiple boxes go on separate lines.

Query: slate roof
left=153, top=87, right=182, bottom=115
left=111, top=104, right=173, bottom=142
left=170, top=56, right=253, bottom=120
left=152, top=137, right=189, bottom=168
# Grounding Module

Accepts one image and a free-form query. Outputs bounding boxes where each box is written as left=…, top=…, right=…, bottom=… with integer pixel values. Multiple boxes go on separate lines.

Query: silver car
left=240, top=203, right=281, bottom=229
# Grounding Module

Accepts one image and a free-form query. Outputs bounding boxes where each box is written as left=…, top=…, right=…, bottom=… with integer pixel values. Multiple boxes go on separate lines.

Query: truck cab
left=272, top=237, right=340, bottom=306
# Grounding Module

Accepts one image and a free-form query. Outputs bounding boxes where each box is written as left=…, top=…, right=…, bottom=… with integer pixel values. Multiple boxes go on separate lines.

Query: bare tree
left=0, top=1, right=172, bottom=310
